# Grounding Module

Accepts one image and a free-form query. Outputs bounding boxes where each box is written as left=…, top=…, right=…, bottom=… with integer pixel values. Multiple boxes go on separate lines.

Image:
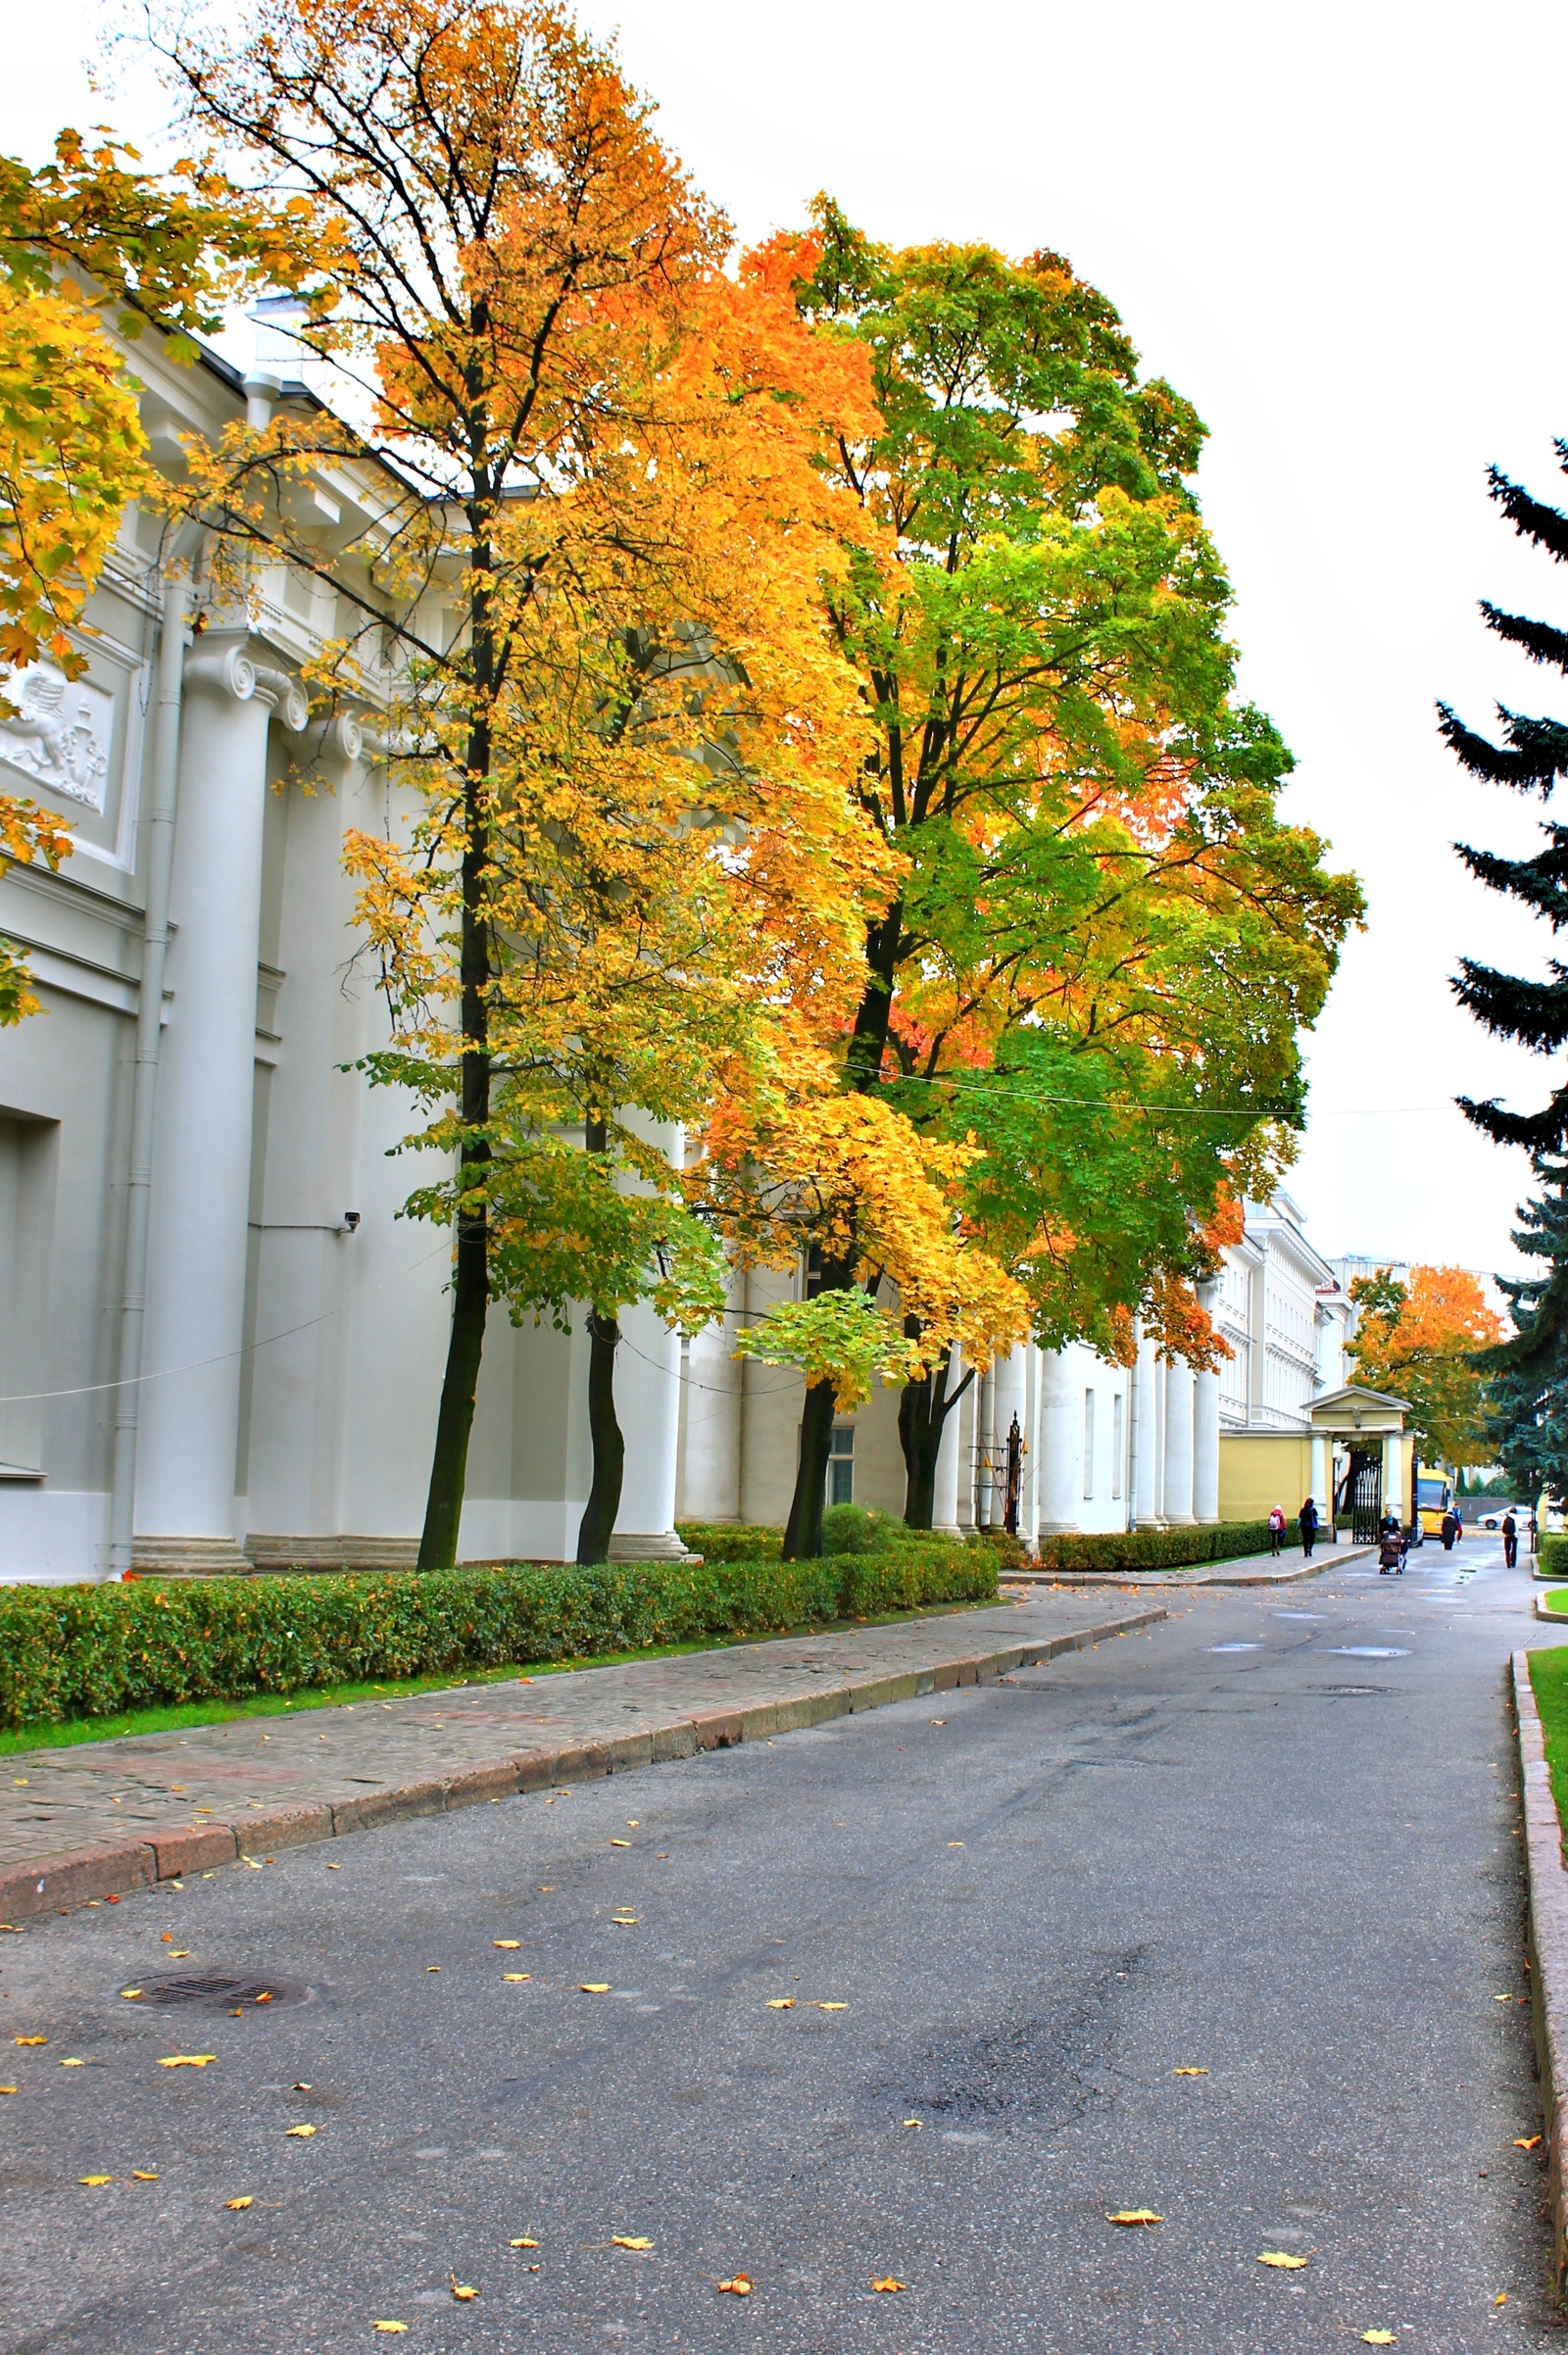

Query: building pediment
left=1309, top=1384, right=1408, bottom=1432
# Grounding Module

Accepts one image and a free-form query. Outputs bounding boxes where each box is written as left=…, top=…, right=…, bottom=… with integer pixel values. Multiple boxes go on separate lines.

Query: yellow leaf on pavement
left=285, top=2124, right=317, bottom=2136
left=610, top=1839, right=630, bottom=1847
left=817, top=2002, right=848, bottom=2011
left=158, top=2055, right=218, bottom=2068
left=717, top=2274, right=753, bottom=2294
left=765, top=1998, right=794, bottom=2009
left=502, top=1973, right=530, bottom=1983
left=611, top=2236, right=653, bottom=2250
left=1258, top=2251, right=1308, bottom=2269
left=1361, top=2335, right=1397, bottom=2346
left=226, top=2196, right=253, bottom=2209
left=903, top=2118, right=922, bottom=2129
left=1106, top=2210, right=1162, bottom=2227
left=450, top=2278, right=478, bottom=2301
left=131, top=2171, right=159, bottom=2181
left=169, top=1950, right=191, bottom=1959
left=15, top=2036, right=46, bottom=2045
left=580, top=1985, right=611, bottom=1994
left=494, top=1940, right=520, bottom=1949
left=872, top=2277, right=905, bottom=2291
left=1515, top=2134, right=1542, bottom=2149
left=60, top=2057, right=84, bottom=2067
left=508, top=2238, right=538, bottom=2248
left=121, top=1990, right=142, bottom=1999
left=1173, top=2067, right=1208, bottom=2076
left=372, top=2326, right=409, bottom=2335
left=78, top=2175, right=112, bottom=2185
left=0, top=2085, right=16, bottom=2094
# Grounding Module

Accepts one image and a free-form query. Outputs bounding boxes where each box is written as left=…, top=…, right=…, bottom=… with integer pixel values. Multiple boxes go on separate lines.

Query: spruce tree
left=1483, top=1157, right=1568, bottom=1505
left=1441, top=443, right=1568, bottom=1148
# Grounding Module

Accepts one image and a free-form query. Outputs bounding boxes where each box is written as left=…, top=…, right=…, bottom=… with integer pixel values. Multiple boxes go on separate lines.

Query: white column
left=679, top=1264, right=745, bottom=1523
left=1193, top=1370, right=1220, bottom=1524
left=974, top=1362, right=996, bottom=1526
left=1381, top=1432, right=1403, bottom=1530
left=609, top=1117, right=687, bottom=1560
left=134, top=639, right=283, bottom=1563
left=932, top=1350, right=963, bottom=1537
left=1022, top=1344, right=1043, bottom=1547
left=1162, top=1358, right=1196, bottom=1525
left=1312, top=1434, right=1334, bottom=1534
left=1037, top=1347, right=1079, bottom=1534
left=1135, top=1332, right=1163, bottom=1527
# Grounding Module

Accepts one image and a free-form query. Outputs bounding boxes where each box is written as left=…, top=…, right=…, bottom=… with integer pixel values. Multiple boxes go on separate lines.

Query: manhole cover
left=134, top=1973, right=313, bottom=2011
left=1312, top=1684, right=1390, bottom=1695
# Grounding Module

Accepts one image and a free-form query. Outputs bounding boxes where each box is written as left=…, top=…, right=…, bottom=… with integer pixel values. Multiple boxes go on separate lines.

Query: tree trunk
left=898, top=1345, right=972, bottom=1528
left=576, top=1307, right=625, bottom=1563
left=417, top=527, right=495, bottom=1570
left=784, top=1375, right=838, bottom=1559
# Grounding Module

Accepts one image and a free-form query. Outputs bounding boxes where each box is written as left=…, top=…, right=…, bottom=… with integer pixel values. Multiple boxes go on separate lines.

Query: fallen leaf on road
left=121, top=1990, right=142, bottom=2000
left=326, top=1862, right=340, bottom=1869
left=611, top=2236, right=653, bottom=2250
left=1495, top=2293, right=1508, bottom=2305
left=765, top=1998, right=794, bottom=2009
left=872, top=2278, right=905, bottom=2291
left=508, top=2238, right=538, bottom=2248
left=449, top=2277, right=478, bottom=2301
left=930, top=1720, right=946, bottom=1726
left=946, top=1841, right=963, bottom=1848
left=78, top=2175, right=112, bottom=2185
left=162, top=1933, right=173, bottom=1942
left=1106, top=2211, right=1162, bottom=2227
left=158, top=2055, right=217, bottom=2069
left=14, top=2036, right=46, bottom=2045
left=285, top=2124, right=317, bottom=2136
left=169, top=1950, right=191, bottom=1959
left=717, top=2275, right=752, bottom=2294
left=225, top=2196, right=253, bottom=2209
left=60, top=2057, right=84, bottom=2067
left=293, top=2083, right=312, bottom=2091
left=612, top=1914, right=638, bottom=1925
left=903, top=2118, right=922, bottom=2129
left=372, top=2325, right=409, bottom=2334
left=502, top=1974, right=530, bottom=1983
left=132, top=2171, right=158, bottom=2181
left=1257, top=2251, right=1308, bottom=2269
left=426, top=1967, right=441, bottom=1973
left=494, top=1940, right=520, bottom=1949
left=1173, top=2067, right=1208, bottom=2076
left=1494, top=1993, right=1511, bottom=2002
left=1515, top=2134, right=1542, bottom=2149
left=254, top=1992, right=272, bottom=2003
left=610, top=1839, right=630, bottom=1847
left=817, top=2002, right=848, bottom=2011
left=1361, top=2334, right=1396, bottom=2346
left=0, top=2085, right=16, bottom=2094
left=580, top=1985, right=611, bottom=1994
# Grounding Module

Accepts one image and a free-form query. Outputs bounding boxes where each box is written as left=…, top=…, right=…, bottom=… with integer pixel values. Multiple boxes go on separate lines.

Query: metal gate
left=1348, top=1449, right=1383, bottom=1545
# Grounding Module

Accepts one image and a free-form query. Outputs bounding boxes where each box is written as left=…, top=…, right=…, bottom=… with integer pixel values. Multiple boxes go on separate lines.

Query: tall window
left=1083, top=1389, right=1096, bottom=1499
left=1111, top=1394, right=1124, bottom=1498
left=829, top=1423, right=855, bottom=1506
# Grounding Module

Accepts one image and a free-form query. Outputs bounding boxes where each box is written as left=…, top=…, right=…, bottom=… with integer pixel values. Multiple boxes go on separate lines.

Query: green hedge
left=676, top=1507, right=1014, bottom=1562
left=1540, top=1533, right=1568, bottom=1580
left=1034, top=1519, right=1275, bottom=1573
left=0, top=1548, right=999, bottom=1732
left=676, top=1522, right=784, bottom=1562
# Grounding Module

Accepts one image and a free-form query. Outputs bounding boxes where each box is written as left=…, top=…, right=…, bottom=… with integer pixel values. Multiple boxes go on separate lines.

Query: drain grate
left=136, top=1973, right=312, bottom=2011
left=1311, top=1684, right=1390, bottom=1696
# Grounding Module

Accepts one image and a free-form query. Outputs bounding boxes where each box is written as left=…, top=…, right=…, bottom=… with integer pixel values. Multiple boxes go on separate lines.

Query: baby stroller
left=1378, top=1528, right=1404, bottom=1575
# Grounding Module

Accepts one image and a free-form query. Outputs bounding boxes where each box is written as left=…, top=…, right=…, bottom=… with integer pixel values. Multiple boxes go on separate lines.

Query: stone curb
left=0, top=1606, right=1165, bottom=1924
left=1014, top=1544, right=1372, bottom=1591
left=1511, top=1648, right=1568, bottom=2301
left=1536, top=1594, right=1568, bottom=1623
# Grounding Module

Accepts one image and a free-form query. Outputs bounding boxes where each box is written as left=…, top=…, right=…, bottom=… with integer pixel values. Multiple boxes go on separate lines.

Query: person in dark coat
left=1502, top=1509, right=1519, bottom=1570
left=1299, top=1496, right=1319, bottom=1557
left=1441, top=1506, right=1459, bottom=1551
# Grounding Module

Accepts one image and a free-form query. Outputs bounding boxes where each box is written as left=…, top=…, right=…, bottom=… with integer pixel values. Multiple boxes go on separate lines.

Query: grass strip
left=1528, top=1646, right=1568, bottom=1840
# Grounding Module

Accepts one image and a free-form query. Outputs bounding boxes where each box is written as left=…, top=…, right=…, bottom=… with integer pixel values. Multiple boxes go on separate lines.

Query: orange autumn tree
left=1348, top=1264, right=1503, bottom=1467
left=718, top=200, right=1361, bottom=1542
left=0, top=131, right=280, bottom=1019
left=155, top=0, right=894, bottom=1563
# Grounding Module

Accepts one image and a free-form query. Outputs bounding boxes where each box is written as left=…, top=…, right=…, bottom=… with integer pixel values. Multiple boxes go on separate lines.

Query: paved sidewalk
left=1019, top=1536, right=1369, bottom=1588
left=0, top=1593, right=1162, bottom=1919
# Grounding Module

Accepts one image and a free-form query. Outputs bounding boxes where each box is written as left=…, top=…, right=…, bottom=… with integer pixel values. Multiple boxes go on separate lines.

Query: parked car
left=1478, top=1504, right=1517, bottom=1531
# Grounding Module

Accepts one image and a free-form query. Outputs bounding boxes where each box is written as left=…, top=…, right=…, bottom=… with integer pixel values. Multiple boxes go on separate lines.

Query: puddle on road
left=1272, top=1611, right=1324, bottom=1620
left=1205, top=1643, right=1262, bottom=1652
left=1322, top=1645, right=1411, bottom=1658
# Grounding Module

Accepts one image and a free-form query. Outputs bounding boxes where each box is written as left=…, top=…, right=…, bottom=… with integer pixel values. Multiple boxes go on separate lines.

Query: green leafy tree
left=1481, top=1160, right=1568, bottom=1504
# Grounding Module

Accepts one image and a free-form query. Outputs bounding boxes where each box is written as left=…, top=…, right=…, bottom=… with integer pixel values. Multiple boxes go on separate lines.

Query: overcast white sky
left=10, top=0, right=1568, bottom=1276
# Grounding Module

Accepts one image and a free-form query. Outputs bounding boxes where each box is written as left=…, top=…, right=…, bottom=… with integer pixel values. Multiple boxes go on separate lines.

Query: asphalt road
left=0, top=1536, right=1562, bottom=2354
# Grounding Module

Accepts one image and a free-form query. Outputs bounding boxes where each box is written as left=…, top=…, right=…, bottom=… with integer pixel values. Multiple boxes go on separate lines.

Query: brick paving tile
left=0, top=1591, right=1167, bottom=1908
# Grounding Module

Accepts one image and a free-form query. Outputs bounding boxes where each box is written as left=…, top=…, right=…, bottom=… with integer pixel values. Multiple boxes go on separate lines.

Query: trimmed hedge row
left=0, top=1548, right=999, bottom=1732
left=1540, top=1533, right=1568, bottom=1580
left=1034, top=1519, right=1275, bottom=1573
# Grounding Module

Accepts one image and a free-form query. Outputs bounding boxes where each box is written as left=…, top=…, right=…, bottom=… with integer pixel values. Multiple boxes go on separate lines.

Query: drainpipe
left=108, top=536, right=200, bottom=1579
left=1126, top=1316, right=1143, bottom=1532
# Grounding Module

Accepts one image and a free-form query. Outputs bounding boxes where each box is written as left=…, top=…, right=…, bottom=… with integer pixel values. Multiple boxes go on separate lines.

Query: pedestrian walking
left=1267, top=1503, right=1286, bottom=1557
left=1502, top=1508, right=1519, bottom=1570
left=1299, top=1495, right=1319, bottom=1558
left=1441, top=1506, right=1459, bottom=1552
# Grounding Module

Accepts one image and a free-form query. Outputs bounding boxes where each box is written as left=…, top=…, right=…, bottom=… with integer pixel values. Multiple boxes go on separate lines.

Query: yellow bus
left=1415, top=1473, right=1452, bottom=1539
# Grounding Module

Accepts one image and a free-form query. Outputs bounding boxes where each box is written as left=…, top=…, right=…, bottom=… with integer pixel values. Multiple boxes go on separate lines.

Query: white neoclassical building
left=0, top=319, right=1386, bottom=1584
